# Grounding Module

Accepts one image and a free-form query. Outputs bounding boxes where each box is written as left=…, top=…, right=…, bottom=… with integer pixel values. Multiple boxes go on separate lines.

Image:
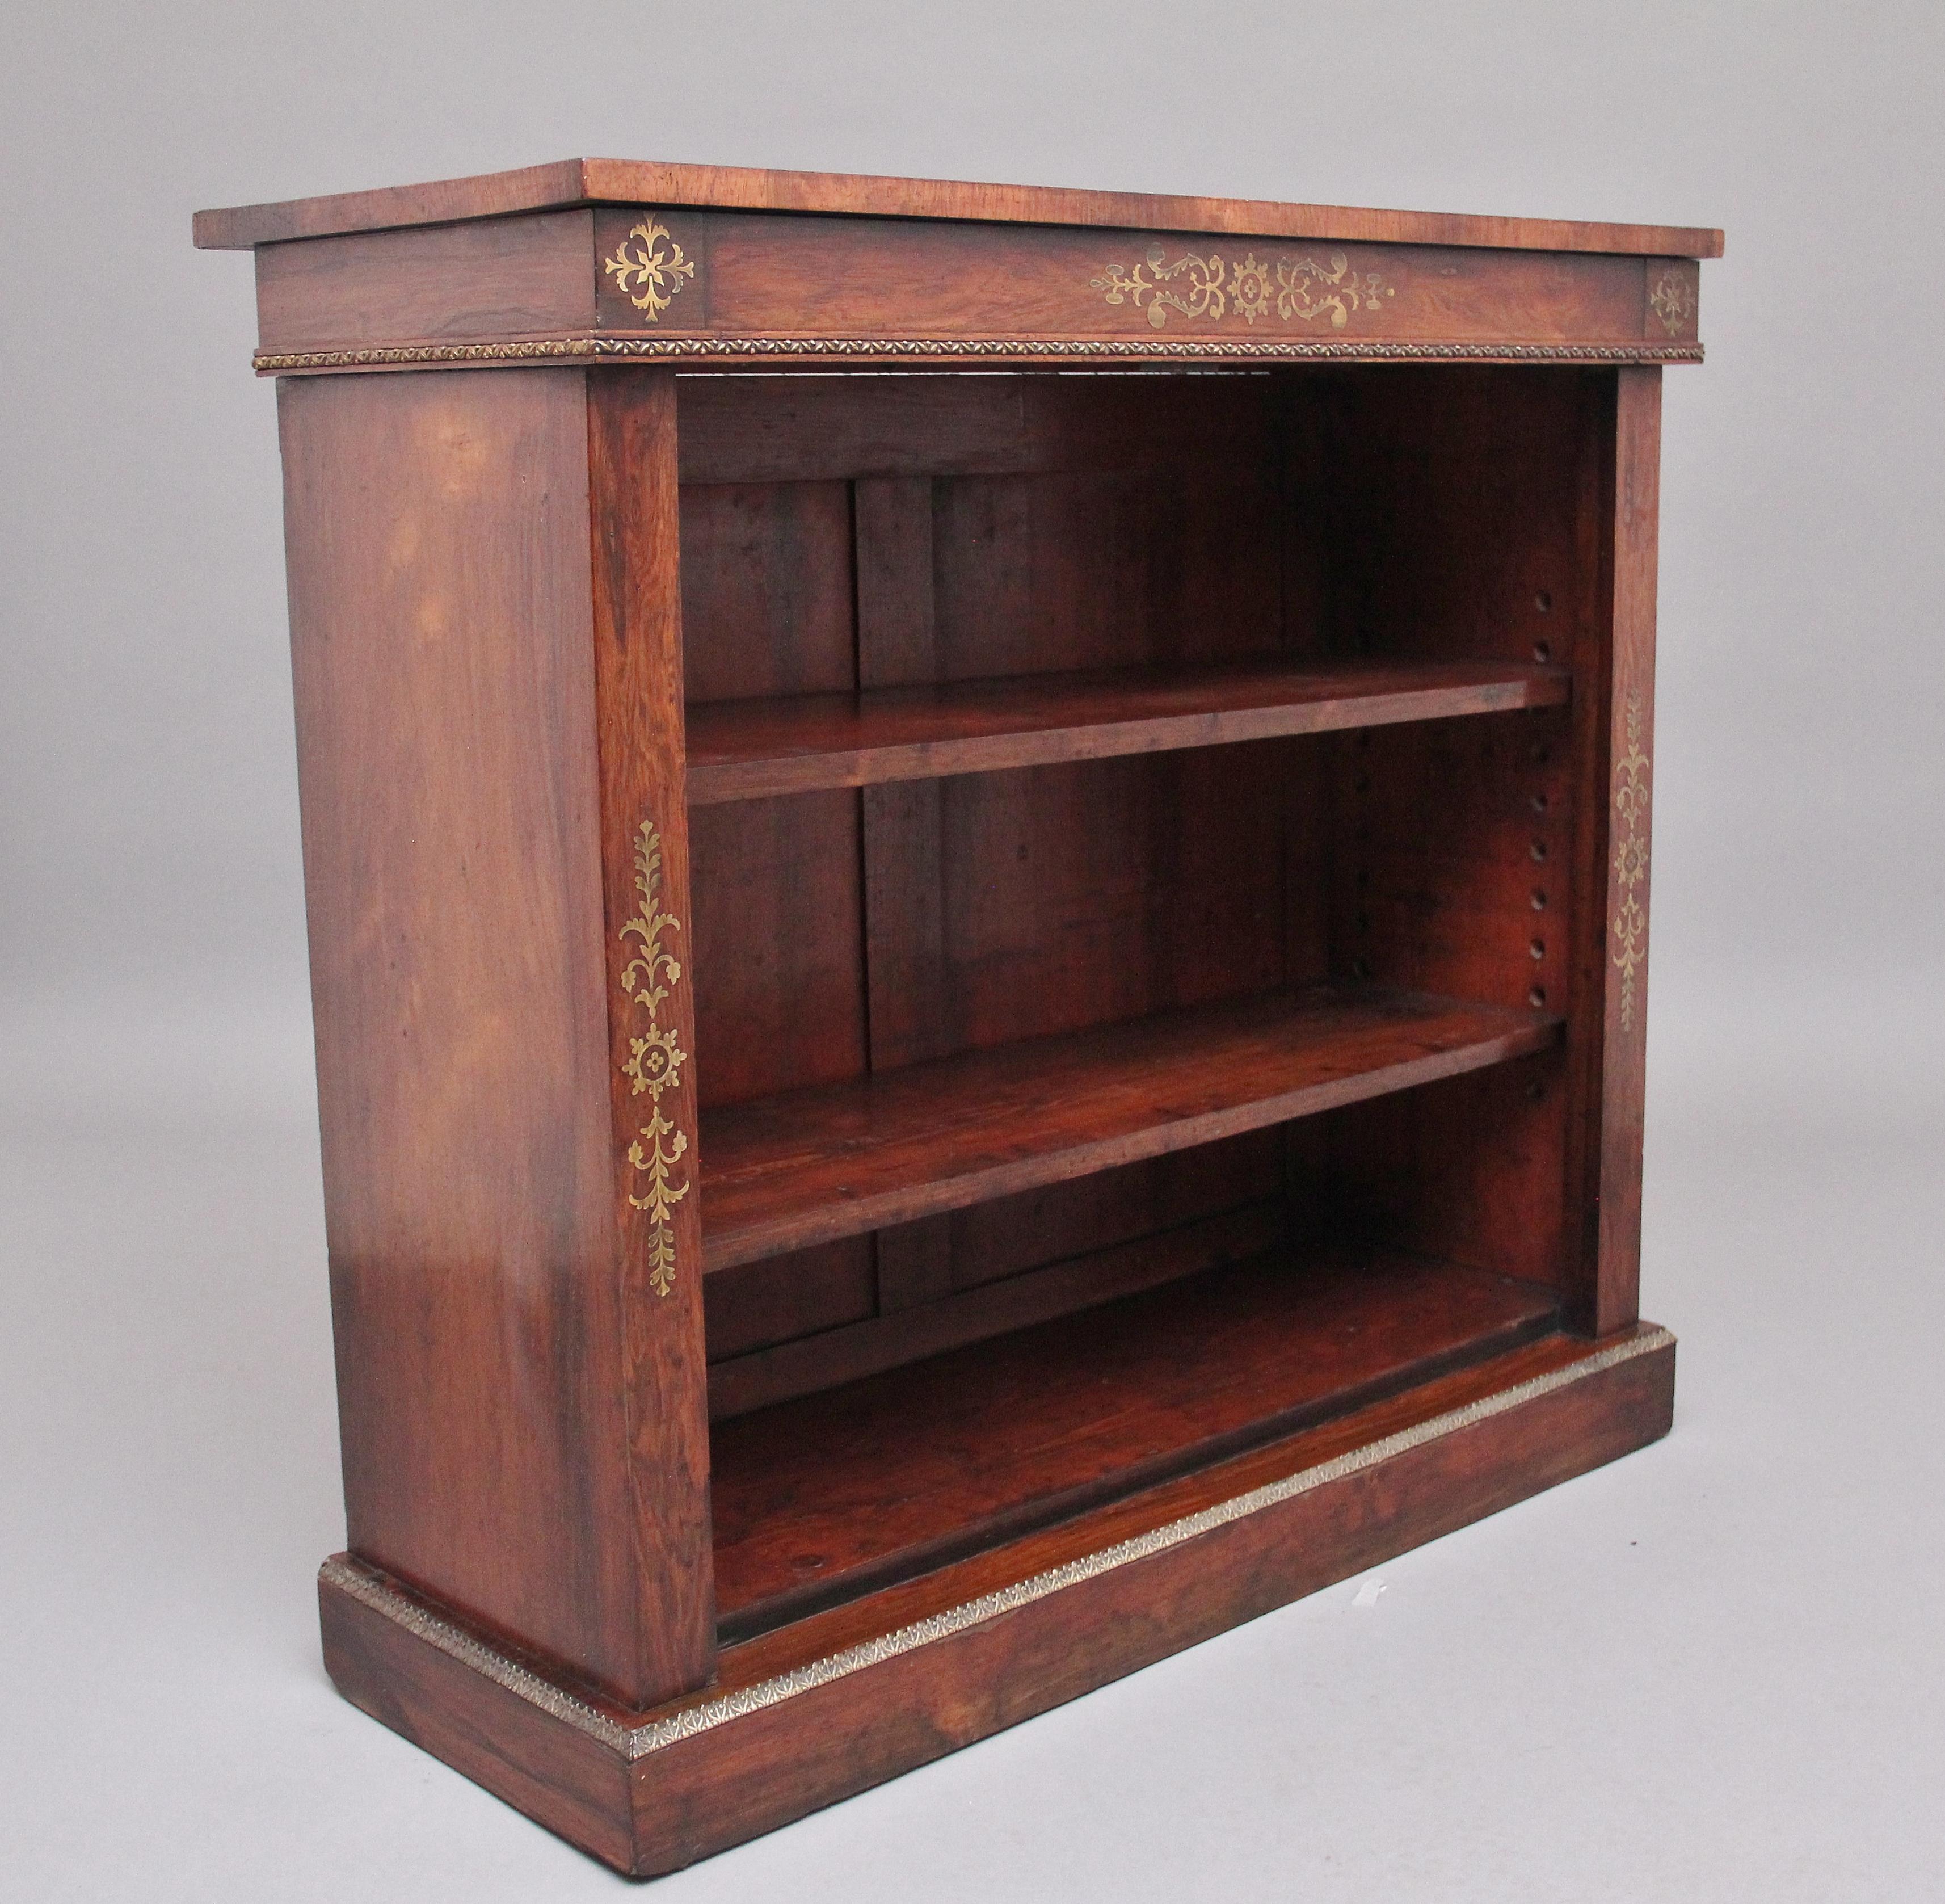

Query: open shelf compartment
left=679, top=364, right=1611, bottom=1644
left=711, top=1241, right=1561, bottom=1639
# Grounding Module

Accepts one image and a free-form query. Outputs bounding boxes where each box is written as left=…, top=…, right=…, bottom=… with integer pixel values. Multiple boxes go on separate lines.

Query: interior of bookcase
left=673, top=365, right=1601, bottom=1640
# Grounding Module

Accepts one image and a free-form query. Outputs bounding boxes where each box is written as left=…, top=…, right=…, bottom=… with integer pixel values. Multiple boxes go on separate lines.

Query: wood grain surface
left=701, top=986, right=1562, bottom=1271
left=252, top=209, right=597, bottom=353
left=1586, top=367, right=1662, bottom=1333
left=318, top=1323, right=1675, bottom=1874
left=686, top=658, right=1570, bottom=802
left=705, top=1198, right=1284, bottom=1420
left=709, top=1245, right=1561, bottom=1633
left=238, top=204, right=1706, bottom=369
left=279, top=367, right=690, bottom=1707
left=584, top=369, right=719, bottom=1705
left=225, top=159, right=1697, bottom=1871
left=196, top=155, right=1723, bottom=257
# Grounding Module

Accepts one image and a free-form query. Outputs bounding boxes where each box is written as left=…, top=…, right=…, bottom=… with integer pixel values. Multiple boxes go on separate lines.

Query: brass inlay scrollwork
left=619, top=819, right=690, bottom=1297
left=1611, top=689, right=1651, bottom=1029
left=1648, top=268, right=1696, bottom=335
left=1092, top=243, right=1396, bottom=330
left=604, top=218, right=695, bottom=321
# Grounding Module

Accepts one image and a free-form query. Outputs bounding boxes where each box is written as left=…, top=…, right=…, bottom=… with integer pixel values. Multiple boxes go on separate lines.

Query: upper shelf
left=686, top=658, right=1569, bottom=804
left=700, top=983, right=1561, bottom=1273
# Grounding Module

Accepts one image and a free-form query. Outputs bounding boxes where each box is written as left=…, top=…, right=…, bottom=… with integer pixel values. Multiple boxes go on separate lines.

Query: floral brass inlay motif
left=604, top=218, right=695, bottom=321
left=619, top=819, right=689, bottom=1297
left=1610, top=689, right=1651, bottom=1029
left=1092, top=244, right=1396, bottom=331
left=1648, top=268, right=1696, bottom=335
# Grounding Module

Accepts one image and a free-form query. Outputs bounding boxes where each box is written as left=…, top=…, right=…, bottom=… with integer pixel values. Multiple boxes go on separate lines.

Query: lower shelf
left=701, top=985, right=1562, bottom=1272
left=710, top=1245, right=1561, bottom=1637
left=319, top=1321, right=1675, bottom=1877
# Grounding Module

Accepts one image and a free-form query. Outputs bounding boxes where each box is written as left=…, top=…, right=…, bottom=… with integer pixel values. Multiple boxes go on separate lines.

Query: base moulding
left=319, top=1321, right=1674, bottom=1876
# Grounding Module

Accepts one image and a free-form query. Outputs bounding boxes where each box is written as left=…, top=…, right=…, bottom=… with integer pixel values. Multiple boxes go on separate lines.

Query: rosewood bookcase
left=195, top=159, right=1717, bottom=1876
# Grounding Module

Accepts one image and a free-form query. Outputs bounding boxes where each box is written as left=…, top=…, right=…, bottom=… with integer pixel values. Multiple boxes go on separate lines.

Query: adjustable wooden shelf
left=196, top=159, right=1717, bottom=1876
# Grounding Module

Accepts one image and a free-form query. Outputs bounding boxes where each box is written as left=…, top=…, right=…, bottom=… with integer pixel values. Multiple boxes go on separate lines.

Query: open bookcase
left=197, top=159, right=1716, bottom=1874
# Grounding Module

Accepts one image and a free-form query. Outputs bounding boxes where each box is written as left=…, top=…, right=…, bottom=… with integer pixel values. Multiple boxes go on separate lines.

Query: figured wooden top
left=193, top=155, right=1724, bottom=259
left=208, top=160, right=1718, bottom=375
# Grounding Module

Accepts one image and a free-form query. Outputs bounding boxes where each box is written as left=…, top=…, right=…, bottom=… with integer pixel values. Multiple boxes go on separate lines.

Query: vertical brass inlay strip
left=619, top=819, right=690, bottom=1296
left=1610, top=689, right=1651, bottom=1029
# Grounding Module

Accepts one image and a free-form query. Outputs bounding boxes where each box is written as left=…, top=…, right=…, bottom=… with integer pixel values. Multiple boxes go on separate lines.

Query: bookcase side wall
left=280, top=365, right=711, bottom=1710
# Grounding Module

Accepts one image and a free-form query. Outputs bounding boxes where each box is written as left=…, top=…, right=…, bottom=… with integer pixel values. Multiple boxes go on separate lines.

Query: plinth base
left=320, top=1323, right=1674, bottom=1877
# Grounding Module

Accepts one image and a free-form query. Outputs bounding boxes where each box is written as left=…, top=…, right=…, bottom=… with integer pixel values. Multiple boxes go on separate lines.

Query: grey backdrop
left=4, top=3, right=1941, bottom=1898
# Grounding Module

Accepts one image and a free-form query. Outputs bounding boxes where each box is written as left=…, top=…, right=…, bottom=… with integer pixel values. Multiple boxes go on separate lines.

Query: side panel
left=255, top=209, right=599, bottom=355
left=280, top=367, right=707, bottom=1708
